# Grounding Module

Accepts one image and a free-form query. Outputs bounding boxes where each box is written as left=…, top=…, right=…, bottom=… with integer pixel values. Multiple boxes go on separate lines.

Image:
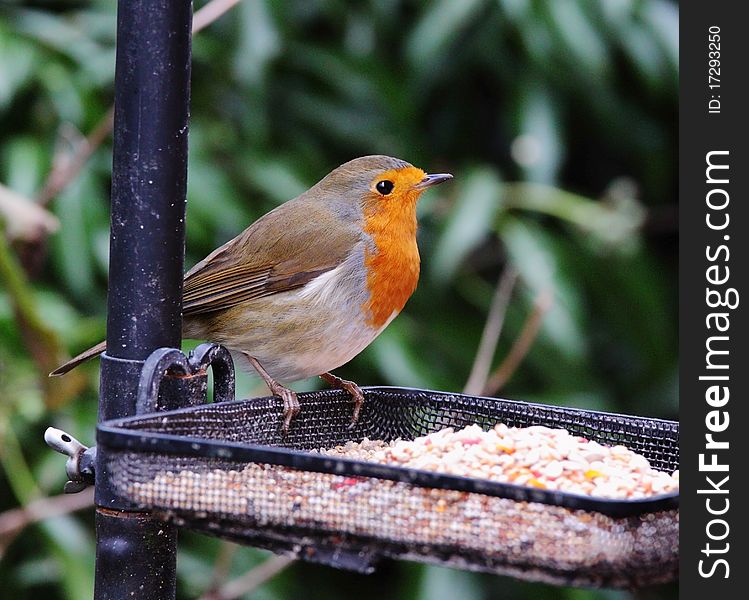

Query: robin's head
left=314, top=155, right=452, bottom=214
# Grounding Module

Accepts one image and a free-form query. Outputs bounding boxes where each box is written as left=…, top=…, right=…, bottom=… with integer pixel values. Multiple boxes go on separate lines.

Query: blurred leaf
left=406, top=0, right=486, bottom=76
left=186, top=124, right=250, bottom=250
left=499, top=217, right=586, bottom=361
left=430, top=166, right=502, bottom=284
left=343, top=8, right=375, bottom=57
left=498, top=0, right=534, bottom=24
left=542, top=1, right=610, bottom=78
left=287, top=43, right=376, bottom=105
left=502, top=181, right=645, bottom=246
left=0, top=24, right=37, bottom=110
left=176, top=538, right=223, bottom=597
left=50, top=172, right=99, bottom=303
left=39, top=61, right=85, bottom=124
left=242, top=155, right=310, bottom=205
left=43, top=516, right=96, bottom=599
left=36, top=289, right=103, bottom=351
left=365, top=317, right=438, bottom=389
left=641, top=0, right=679, bottom=71
left=286, top=91, right=390, bottom=152
left=515, top=14, right=555, bottom=68
left=11, top=7, right=114, bottom=85
left=1, top=136, right=47, bottom=197
left=14, top=557, right=59, bottom=587
left=416, top=565, right=483, bottom=600
left=601, top=7, right=668, bottom=96
left=232, top=0, right=281, bottom=87
left=510, top=83, right=564, bottom=184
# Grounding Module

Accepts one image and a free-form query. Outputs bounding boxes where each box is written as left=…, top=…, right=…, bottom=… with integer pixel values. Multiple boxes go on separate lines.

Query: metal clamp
left=44, top=427, right=96, bottom=493
left=136, top=342, right=235, bottom=414
left=189, top=342, right=235, bottom=403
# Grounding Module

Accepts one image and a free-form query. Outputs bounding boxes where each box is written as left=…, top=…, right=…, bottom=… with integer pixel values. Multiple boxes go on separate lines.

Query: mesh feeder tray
left=97, top=378, right=679, bottom=589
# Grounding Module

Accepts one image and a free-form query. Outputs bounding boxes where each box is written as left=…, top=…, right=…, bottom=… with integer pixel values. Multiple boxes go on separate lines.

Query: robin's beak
left=415, top=173, right=453, bottom=190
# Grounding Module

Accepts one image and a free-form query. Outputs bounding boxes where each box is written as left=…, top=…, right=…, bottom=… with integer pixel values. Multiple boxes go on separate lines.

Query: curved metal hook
left=136, top=347, right=191, bottom=414
left=189, top=343, right=235, bottom=403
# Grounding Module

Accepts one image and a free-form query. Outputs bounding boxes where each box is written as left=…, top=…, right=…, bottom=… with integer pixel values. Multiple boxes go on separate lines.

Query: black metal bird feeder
left=45, top=2, right=679, bottom=598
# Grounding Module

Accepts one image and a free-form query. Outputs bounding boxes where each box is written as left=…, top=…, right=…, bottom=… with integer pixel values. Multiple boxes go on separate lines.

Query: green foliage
left=0, top=1, right=677, bottom=598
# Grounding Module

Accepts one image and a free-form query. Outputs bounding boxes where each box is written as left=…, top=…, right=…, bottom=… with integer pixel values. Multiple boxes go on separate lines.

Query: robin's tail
left=49, top=341, right=107, bottom=376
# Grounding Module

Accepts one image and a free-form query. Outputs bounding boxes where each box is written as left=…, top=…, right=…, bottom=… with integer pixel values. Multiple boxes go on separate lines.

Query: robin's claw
left=320, top=372, right=365, bottom=427
left=348, top=385, right=364, bottom=428
left=243, top=352, right=300, bottom=434
left=279, top=387, right=300, bottom=434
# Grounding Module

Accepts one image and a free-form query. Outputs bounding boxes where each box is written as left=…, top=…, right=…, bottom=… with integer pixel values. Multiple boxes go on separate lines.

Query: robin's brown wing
left=182, top=199, right=362, bottom=316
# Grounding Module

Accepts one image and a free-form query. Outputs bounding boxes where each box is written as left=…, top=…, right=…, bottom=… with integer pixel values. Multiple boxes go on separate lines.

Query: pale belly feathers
left=183, top=244, right=395, bottom=382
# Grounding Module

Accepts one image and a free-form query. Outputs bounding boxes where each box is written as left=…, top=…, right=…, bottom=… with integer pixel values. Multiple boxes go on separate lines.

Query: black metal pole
left=95, top=0, right=192, bottom=598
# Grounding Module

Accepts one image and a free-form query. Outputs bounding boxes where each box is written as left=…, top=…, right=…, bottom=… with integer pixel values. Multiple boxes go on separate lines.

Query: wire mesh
left=98, top=387, right=679, bottom=588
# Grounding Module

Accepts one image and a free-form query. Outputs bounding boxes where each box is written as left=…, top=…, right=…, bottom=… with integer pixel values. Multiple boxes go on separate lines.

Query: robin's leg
left=320, top=372, right=365, bottom=425
left=242, top=352, right=300, bottom=433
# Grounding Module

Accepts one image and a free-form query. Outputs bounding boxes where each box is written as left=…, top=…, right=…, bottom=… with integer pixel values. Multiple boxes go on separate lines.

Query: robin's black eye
left=376, top=180, right=394, bottom=195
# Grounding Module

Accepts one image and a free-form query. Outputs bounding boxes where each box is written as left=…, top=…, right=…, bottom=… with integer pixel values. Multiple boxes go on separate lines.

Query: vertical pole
left=95, top=0, right=192, bottom=598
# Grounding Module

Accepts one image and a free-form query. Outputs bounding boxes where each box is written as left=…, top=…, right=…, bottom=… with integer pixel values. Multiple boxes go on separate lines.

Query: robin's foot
left=320, top=372, right=365, bottom=426
left=243, top=353, right=300, bottom=433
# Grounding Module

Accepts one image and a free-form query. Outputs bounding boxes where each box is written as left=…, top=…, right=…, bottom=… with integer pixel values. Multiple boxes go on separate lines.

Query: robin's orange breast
left=360, top=175, right=422, bottom=328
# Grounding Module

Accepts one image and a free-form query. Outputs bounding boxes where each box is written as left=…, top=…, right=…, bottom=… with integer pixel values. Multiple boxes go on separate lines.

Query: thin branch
left=206, top=541, right=239, bottom=596
left=0, top=183, right=59, bottom=241
left=482, top=289, right=553, bottom=396
left=0, top=488, right=95, bottom=555
left=193, top=0, right=242, bottom=34
left=463, top=266, right=518, bottom=395
left=36, top=108, right=114, bottom=208
left=199, top=554, right=294, bottom=600
left=35, top=0, right=244, bottom=209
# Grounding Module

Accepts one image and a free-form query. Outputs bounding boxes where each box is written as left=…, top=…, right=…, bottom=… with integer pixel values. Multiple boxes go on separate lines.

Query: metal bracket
left=44, top=427, right=96, bottom=493
left=136, top=342, right=235, bottom=414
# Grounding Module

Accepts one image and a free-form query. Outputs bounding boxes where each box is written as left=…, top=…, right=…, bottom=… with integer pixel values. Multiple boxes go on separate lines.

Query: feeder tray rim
left=97, top=386, right=679, bottom=518
left=106, top=385, right=681, bottom=429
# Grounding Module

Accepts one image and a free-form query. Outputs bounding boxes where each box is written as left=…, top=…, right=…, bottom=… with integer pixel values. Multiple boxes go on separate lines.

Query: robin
left=51, top=155, right=453, bottom=430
